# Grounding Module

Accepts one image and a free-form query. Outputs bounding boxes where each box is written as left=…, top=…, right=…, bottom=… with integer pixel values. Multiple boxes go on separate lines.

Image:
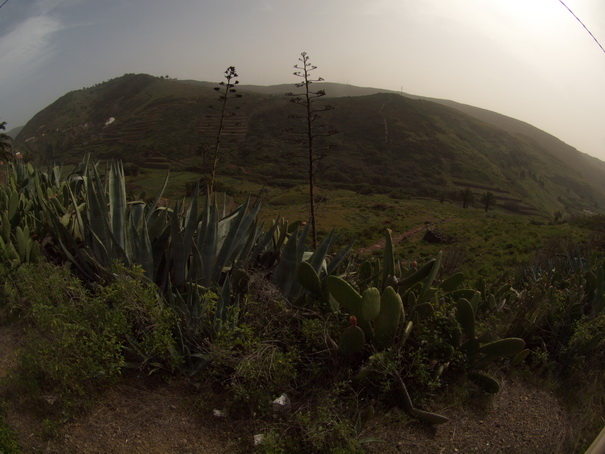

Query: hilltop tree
left=286, top=52, right=337, bottom=247
left=481, top=191, right=496, bottom=212
left=206, top=66, right=242, bottom=197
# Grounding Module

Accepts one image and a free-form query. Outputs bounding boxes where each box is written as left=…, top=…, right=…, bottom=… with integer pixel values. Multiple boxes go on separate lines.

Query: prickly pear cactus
left=339, top=315, right=366, bottom=357
left=374, top=286, right=404, bottom=350
left=361, top=287, right=381, bottom=322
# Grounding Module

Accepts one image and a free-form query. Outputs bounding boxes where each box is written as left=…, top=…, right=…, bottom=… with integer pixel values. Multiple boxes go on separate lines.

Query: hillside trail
left=357, top=221, right=438, bottom=255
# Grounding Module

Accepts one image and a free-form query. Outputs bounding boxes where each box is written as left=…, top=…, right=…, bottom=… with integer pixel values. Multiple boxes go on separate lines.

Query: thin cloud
left=33, top=0, right=88, bottom=15
left=0, top=15, right=63, bottom=85
left=259, top=0, right=274, bottom=12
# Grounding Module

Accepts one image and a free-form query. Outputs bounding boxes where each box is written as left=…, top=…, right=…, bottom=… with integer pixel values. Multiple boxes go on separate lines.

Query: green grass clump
left=0, top=408, right=21, bottom=453
left=4, top=261, right=180, bottom=414
left=8, top=262, right=128, bottom=410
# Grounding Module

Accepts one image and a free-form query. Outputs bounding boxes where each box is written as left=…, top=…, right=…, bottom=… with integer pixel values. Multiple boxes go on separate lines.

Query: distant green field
left=123, top=168, right=593, bottom=283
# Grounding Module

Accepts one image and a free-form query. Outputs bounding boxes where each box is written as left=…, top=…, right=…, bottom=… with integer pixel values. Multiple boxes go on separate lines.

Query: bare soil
left=357, top=223, right=434, bottom=255
left=363, top=376, right=570, bottom=454
left=0, top=318, right=579, bottom=454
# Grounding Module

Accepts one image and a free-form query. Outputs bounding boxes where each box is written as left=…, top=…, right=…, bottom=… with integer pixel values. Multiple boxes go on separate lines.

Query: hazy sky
left=1, top=0, right=604, bottom=160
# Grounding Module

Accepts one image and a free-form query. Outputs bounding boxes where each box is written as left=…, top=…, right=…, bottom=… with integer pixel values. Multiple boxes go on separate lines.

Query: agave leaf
left=272, top=225, right=304, bottom=297
left=417, top=251, right=442, bottom=303
left=146, top=169, right=170, bottom=223
left=170, top=201, right=188, bottom=289
left=128, top=214, right=154, bottom=280
left=47, top=213, right=101, bottom=281
left=383, top=228, right=395, bottom=284
left=197, top=193, right=219, bottom=285
left=308, top=229, right=334, bottom=275
left=108, top=161, right=127, bottom=249
left=213, top=199, right=260, bottom=282
left=248, top=217, right=280, bottom=266
left=327, top=240, right=355, bottom=275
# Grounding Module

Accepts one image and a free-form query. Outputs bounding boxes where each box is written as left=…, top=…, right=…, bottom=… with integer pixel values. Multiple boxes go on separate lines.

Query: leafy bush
left=5, top=261, right=180, bottom=412
left=0, top=408, right=20, bottom=453
left=11, top=262, right=127, bottom=409
left=97, top=263, right=180, bottom=371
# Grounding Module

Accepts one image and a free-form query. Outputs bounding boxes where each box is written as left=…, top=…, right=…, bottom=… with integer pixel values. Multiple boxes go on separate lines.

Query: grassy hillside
left=432, top=99, right=605, bottom=198
left=13, top=73, right=605, bottom=216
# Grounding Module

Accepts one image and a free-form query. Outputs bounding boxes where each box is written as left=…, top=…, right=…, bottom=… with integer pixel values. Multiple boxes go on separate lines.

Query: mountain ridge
left=13, top=73, right=605, bottom=216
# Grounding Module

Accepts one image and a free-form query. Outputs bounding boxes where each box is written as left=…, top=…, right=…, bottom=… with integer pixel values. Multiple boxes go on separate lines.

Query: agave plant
left=35, top=156, right=279, bottom=295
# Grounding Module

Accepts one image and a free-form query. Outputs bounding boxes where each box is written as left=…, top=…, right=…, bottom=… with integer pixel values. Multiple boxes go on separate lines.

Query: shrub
left=205, top=296, right=302, bottom=414
left=5, top=261, right=180, bottom=412
left=98, top=263, right=180, bottom=371
left=0, top=408, right=20, bottom=453
left=12, top=263, right=128, bottom=409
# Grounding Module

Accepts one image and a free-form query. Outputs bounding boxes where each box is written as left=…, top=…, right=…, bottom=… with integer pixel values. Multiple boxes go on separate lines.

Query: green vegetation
left=5, top=67, right=605, bottom=450
left=0, top=121, right=13, bottom=162
left=0, top=156, right=604, bottom=451
left=14, top=74, right=605, bottom=218
left=0, top=407, right=20, bottom=453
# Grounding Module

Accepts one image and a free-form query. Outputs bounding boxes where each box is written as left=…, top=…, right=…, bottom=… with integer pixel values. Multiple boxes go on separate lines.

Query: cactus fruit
left=374, top=286, right=404, bottom=350
left=399, top=258, right=436, bottom=292
left=339, top=316, right=366, bottom=357
left=327, top=276, right=380, bottom=339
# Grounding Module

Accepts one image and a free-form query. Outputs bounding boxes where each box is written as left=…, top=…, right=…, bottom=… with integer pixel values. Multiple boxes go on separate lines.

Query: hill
left=13, top=73, right=605, bottom=216
left=6, top=126, right=23, bottom=139
left=242, top=82, right=605, bottom=209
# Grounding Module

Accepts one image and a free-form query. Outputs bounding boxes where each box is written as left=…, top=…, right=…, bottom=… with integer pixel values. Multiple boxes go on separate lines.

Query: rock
left=213, top=409, right=226, bottom=418
left=254, top=434, right=264, bottom=446
left=272, top=393, right=291, bottom=413
left=423, top=228, right=454, bottom=244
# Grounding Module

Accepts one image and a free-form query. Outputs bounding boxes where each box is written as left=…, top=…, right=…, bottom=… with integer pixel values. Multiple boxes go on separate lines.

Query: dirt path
left=0, top=314, right=579, bottom=453
left=364, top=376, right=570, bottom=454
left=3, top=374, right=250, bottom=454
left=0, top=323, right=23, bottom=380
left=3, top=372, right=573, bottom=454
left=57, top=379, right=248, bottom=454
left=357, top=222, right=436, bottom=255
